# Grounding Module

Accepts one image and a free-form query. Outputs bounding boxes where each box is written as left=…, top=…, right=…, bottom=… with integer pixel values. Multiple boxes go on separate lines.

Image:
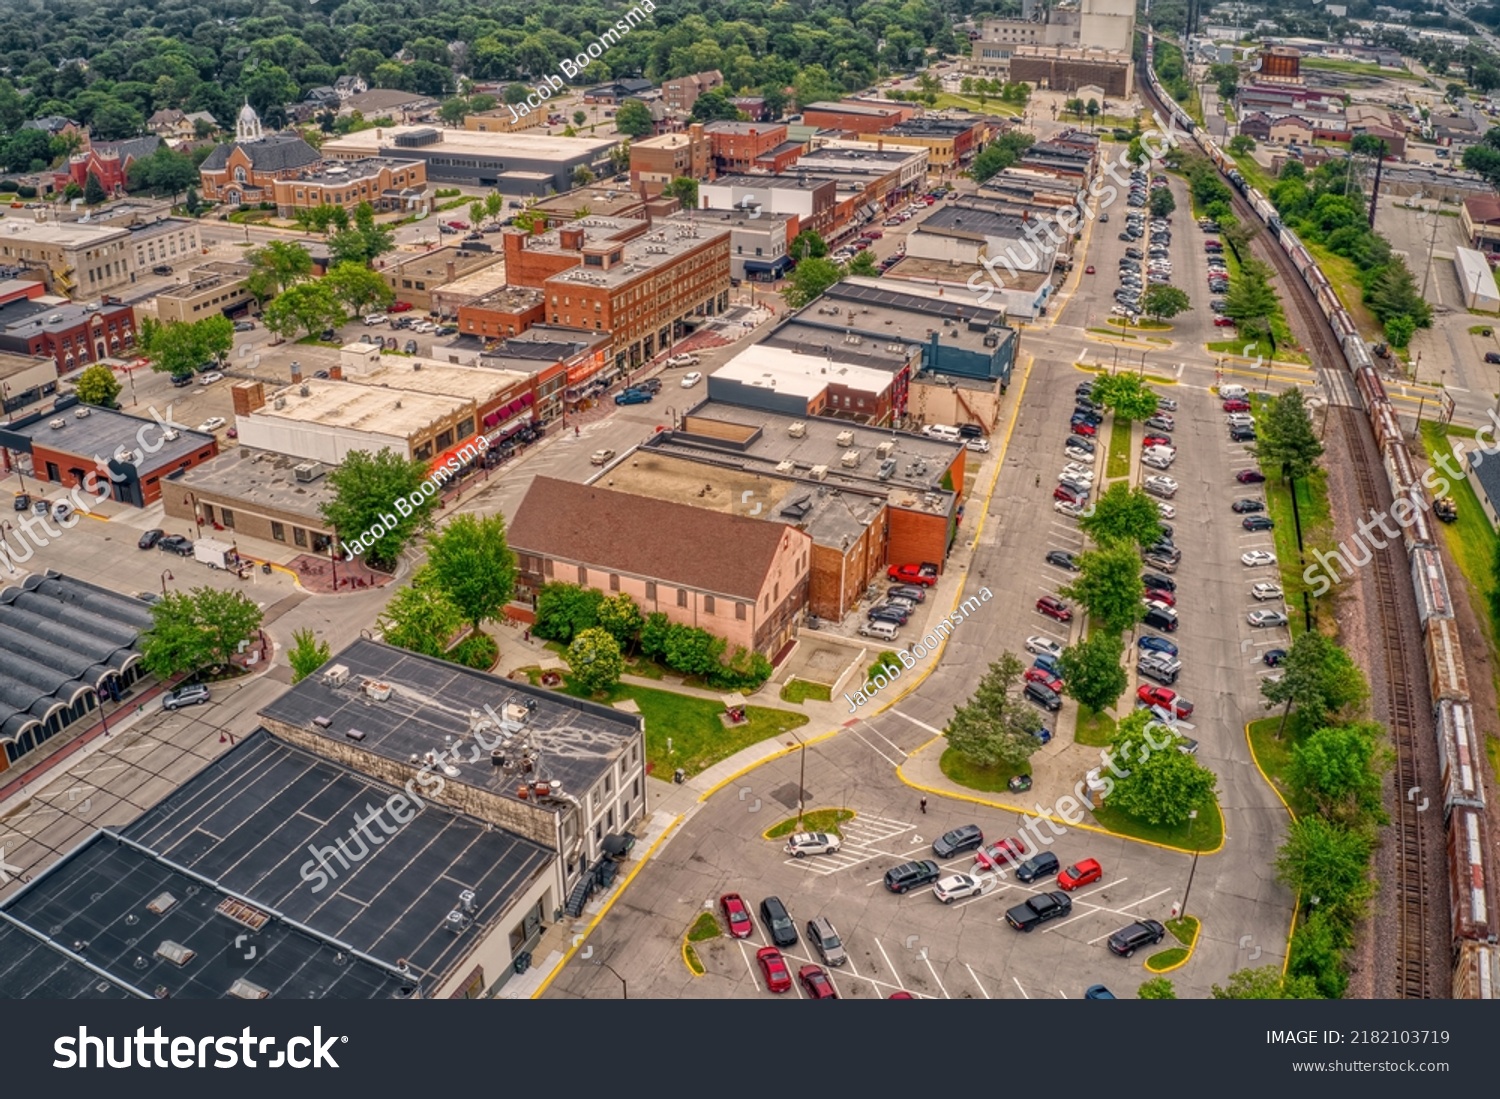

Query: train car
left=1411, top=546, right=1456, bottom=627
left=1426, top=615, right=1471, bottom=705
left=1344, top=336, right=1375, bottom=375
left=1399, top=486, right=1437, bottom=554
left=1448, top=805, right=1496, bottom=948
left=1435, top=699, right=1486, bottom=817
left=1372, top=401, right=1405, bottom=457
left=1353, top=363, right=1386, bottom=408
left=1454, top=942, right=1500, bottom=998
left=1382, top=433, right=1418, bottom=494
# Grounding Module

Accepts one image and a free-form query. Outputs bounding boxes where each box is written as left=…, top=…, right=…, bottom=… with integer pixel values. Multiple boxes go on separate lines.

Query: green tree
left=74, top=363, right=122, bottom=407
left=1148, top=186, right=1176, bottom=218
left=1209, top=62, right=1240, bottom=100
left=1090, top=374, right=1161, bottom=423
left=1065, top=96, right=1085, bottom=120
left=663, top=623, right=726, bottom=679
left=1, top=128, right=55, bottom=173
left=1275, top=816, right=1375, bottom=920
left=328, top=201, right=395, bottom=267
left=1491, top=539, right=1500, bottom=628
left=321, top=448, right=436, bottom=569
left=1057, top=629, right=1128, bottom=713
left=1078, top=482, right=1164, bottom=549
left=1137, top=977, right=1178, bottom=999
left=967, top=130, right=1034, bottom=183
left=1365, top=258, right=1432, bottom=329
left=324, top=261, right=395, bottom=316
left=534, top=582, right=605, bottom=644
left=246, top=239, right=314, bottom=301
left=783, top=256, right=844, bottom=309
left=184, top=187, right=203, bottom=216
left=665, top=176, right=699, bottom=209
left=1288, top=907, right=1351, bottom=999
left=943, top=652, right=1045, bottom=771
left=263, top=281, right=343, bottom=340
left=566, top=627, right=625, bottom=695
left=573, top=110, right=587, bottom=126
left=596, top=593, right=644, bottom=651
left=690, top=88, right=743, bottom=122
left=1288, top=722, right=1388, bottom=822
left=847, top=251, right=879, bottom=277
left=789, top=229, right=828, bottom=261
left=571, top=165, right=595, bottom=186
left=1222, top=258, right=1282, bottom=346
left=1258, top=387, right=1324, bottom=483
left=614, top=99, right=655, bottom=138
left=1211, top=966, right=1321, bottom=1000
left=469, top=199, right=486, bottom=227
left=1062, top=545, right=1144, bottom=633
left=639, top=610, right=671, bottom=660
left=378, top=570, right=464, bottom=658
left=439, top=97, right=471, bottom=127
left=140, top=587, right=264, bottom=677
left=287, top=628, right=332, bottom=684
left=1383, top=313, right=1416, bottom=350
left=485, top=191, right=504, bottom=221
left=140, top=315, right=230, bottom=378
left=1104, top=710, right=1218, bottom=828
left=83, top=170, right=107, bottom=205
left=1228, top=134, right=1256, bottom=154
left=1260, top=630, right=1369, bottom=737
left=423, top=513, right=517, bottom=631
left=1085, top=98, right=1100, bottom=129
left=1141, top=284, right=1190, bottom=321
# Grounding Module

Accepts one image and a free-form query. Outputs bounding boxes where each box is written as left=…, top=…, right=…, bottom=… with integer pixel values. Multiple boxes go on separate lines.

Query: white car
left=680, top=371, right=703, bottom=388
left=1226, top=413, right=1255, bottom=428
left=1156, top=502, right=1176, bottom=519
left=966, top=438, right=990, bottom=452
left=1252, top=581, right=1284, bottom=600
left=363, top=313, right=388, bottom=326
left=1060, top=461, right=1095, bottom=482
left=1054, top=499, right=1086, bottom=518
left=197, top=417, right=226, bottom=432
left=1143, top=475, right=1178, bottom=498
left=1141, top=451, right=1174, bottom=471
left=1065, top=443, right=1095, bottom=462
left=1248, top=609, right=1289, bottom=628
left=198, top=372, right=224, bottom=384
left=784, top=832, right=841, bottom=858
left=666, top=354, right=699, bottom=367
left=1026, top=635, right=1064, bottom=658
left=932, top=873, right=987, bottom=904
left=1242, top=550, right=1277, bottom=567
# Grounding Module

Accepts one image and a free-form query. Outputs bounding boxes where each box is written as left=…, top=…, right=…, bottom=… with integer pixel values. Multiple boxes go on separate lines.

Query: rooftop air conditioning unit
left=775, top=460, right=795, bottom=474
left=809, top=464, right=829, bottom=481
left=48, top=417, right=66, bottom=429
left=876, top=441, right=895, bottom=459
left=835, top=430, right=854, bottom=447
left=841, top=449, right=861, bottom=468
left=293, top=462, right=324, bottom=483
left=274, top=397, right=286, bottom=410
left=323, top=664, right=350, bottom=688
left=47, top=313, right=64, bottom=323
left=503, top=701, right=530, bottom=724
left=299, top=384, right=311, bottom=397
left=363, top=680, right=392, bottom=702
left=162, top=429, right=180, bottom=442
left=788, top=421, right=807, bottom=437
left=878, top=458, right=897, bottom=480
left=74, top=407, right=91, bottom=418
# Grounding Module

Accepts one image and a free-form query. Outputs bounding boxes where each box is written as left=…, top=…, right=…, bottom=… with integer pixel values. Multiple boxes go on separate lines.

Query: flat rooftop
left=345, top=352, right=530, bottom=401
left=465, top=284, right=547, bottom=313
left=706, top=174, right=834, bottom=192
left=121, top=729, right=553, bottom=987
left=293, top=156, right=424, bottom=185
left=885, top=119, right=982, bottom=137
left=766, top=278, right=1017, bottom=360
left=534, top=185, right=646, bottom=219
left=795, top=147, right=925, bottom=168
left=805, top=101, right=904, bottom=117
left=8, top=404, right=214, bottom=468
left=0, top=348, right=54, bottom=380
left=714, top=342, right=893, bottom=396
left=434, top=263, right=512, bottom=298
left=704, top=121, right=786, bottom=136
left=539, top=217, right=729, bottom=291
left=125, top=217, right=196, bottom=242
left=176, top=448, right=335, bottom=521
left=0, top=826, right=415, bottom=999
left=0, top=219, right=127, bottom=247
left=251, top=379, right=467, bottom=434
left=322, top=124, right=615, bottom=161
left=156, top=262, right=254, bottom=299
left=689, top=207, right=797, bottom=231
left=882, top=256, right=1050, bottom=294
left=645, top=398, right=960, bottom=515
left=258, top=638, right=641, bottom=810
left=919, top=204, right=1041, bottom=238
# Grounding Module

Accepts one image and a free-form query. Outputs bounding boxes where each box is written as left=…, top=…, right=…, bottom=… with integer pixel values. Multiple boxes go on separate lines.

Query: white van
left=921, top=424, right=963, bottom=442
left=857, top=620, right=900, bottom=642
left=1220, top=384, right=1248, bottom=400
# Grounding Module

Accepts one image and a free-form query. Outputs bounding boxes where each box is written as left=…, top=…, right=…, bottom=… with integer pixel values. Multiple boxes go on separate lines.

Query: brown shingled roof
left=508, top=476, right=798, bottom=601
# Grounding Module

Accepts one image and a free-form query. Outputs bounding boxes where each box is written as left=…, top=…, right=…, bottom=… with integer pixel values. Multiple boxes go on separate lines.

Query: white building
left=1455, top=247, right=1500, bottom=311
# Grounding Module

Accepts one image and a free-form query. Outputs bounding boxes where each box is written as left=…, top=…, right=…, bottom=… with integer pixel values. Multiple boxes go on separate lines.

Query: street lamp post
left=160, top=569, right=173, bottom=598
left=594, top=959, right=628, bottom=999
left=1180, top=809, right=1201, bottom=917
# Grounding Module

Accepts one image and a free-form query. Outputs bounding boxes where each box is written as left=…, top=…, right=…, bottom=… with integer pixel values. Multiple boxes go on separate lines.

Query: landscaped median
left=763, top=809, right=854, bottom=840
left=682, top=911, right=720, bottom=977
left=1145, top=914, right=1200, bottom=972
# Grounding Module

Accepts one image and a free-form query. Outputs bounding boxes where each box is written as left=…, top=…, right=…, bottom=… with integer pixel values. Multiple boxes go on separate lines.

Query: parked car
left=974, top=837, right=1029, bottom=871
left=932, top=824, right=984, bottom=858
left=589, top=449, right=615, bottom=466
left=1242, top=515, right=1274, bottom=531
left=1014, top=851, right=1061, bottom=884
left=1024, top=667, right=1064, bottom=693
left=614, top=388, right=653, bottom=405
left=1057, top=858, right=1103, bottom=891
left=157, top=534, right=194, bottom=556
left=1005, top=891, right=1072, bottom=931
left=785, top=832, right=841, bottom=858
left=1248, top=609, right=1289, bottom=628
left=1141, top=572, right=1176, bottom=593
left=1242, top=550, right=1277, bottom=567
left=1025, top=635, right=1063, bottom=658
left=1138, top=653, right=1181, bottom=686
left=680, top=371, right=703, bottom=387
left=1230, top=425, right=1257, bottom=442
left=759, top=896, right=798, bottom=947
left=1137, top=684, right=1193, bottom=717
left=884, top=860, right=942, bottom=893
left=1036, top=595, right=1072, bottom=622
left=932, top=873, right=987, bottom=903
left=1231, top=498, right=1266, bottom=513
left=1236, top=469, right=1266, bottom=483
left=1025, top=681, right=1062, bottom=712
left=720, top=893, right=754, bottom=939
left=1252, top=581, right=1284, bottom=600
left=1143, top=475, right=1178, bottom=499
left=1264, top=648, right=1288, bottom=667
left=887, top=584, right=927, bottom=604
left=799, top=964, right=839, bottom=999
left=1107, top=919, right=1166, bottom=957
left=888, top=562, right=938, bottom=586
left=867, top=603, right=910, bottom=625
left=806, top=917, right=847, bottom=967
left=162, top=683, right=211, bottom=711
left=1045, top=549, right=1079, bottom=571
left=137, top=528, right=164, bottom=550
left=1137, top=634, right=1179, bottom=657
left=757, top=946, right=792, bottom=993
left=1084, top=985, right=1117, bottom=999
left=197, top=417, right=226, bottom=432
left=233, top=320, right=256, bottom=332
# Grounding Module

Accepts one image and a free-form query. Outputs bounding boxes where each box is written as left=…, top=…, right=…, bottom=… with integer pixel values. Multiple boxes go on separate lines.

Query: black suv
left=759, top=896, right=798, bottom=947
left=932, top=824, right=984, bottom=858
left=884, top=860, right=942, bottom=893
left=1014, top=851, right=1060, bottom=883
left=1025, top=682, right=1062, bottom=712
left=1141, top=572, right=1176, bottom=593
left=1107, top=919, right=1166, bottom=957
left=1005, top=891, right=1073, bottom=931
left=958, top=423, right=984, bottom=439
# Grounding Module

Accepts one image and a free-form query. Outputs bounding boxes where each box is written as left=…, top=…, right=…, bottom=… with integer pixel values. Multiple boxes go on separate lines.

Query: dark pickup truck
left=1005, top=891, right=1073, bottom=932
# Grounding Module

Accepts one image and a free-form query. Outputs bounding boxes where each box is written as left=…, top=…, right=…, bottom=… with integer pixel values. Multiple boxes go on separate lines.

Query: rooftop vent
left=162, top=429, right=180, bottom=442
left=215, top=897, right=269, bottom=932
left=835, top=430, right=854, bottom=447
left=788, top=421, right=807, bottom=438
left=73, top=407, right=91, bottom=418
left=841, top=449, right=861, bottom=468
left=146, top=892, right=177, bottom=916
left=809, top=464, right=829, bottom=481
left=775, top=460, right=795, bottom=474
left=363, top=680, right=392, bottom=701
left=155, top=941, right=195, bottom=967
left=228, top=979, right=270, bottom=1000
left=878, top=458, right=898, bottom=481
left=876, top=440, right=895, bottom=460
left=48, top=417, right=66, bottom=429
left=323, top=664, right=350, bottom=688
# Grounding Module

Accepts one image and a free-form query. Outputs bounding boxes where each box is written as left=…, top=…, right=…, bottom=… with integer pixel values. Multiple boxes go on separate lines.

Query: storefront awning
left=744, top=256, right=791, bottom=275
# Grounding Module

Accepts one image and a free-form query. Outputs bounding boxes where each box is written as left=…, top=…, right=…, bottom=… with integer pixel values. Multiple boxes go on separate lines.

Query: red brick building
left=705, top=121, right=790, bottom=174
left=0, top=297, right=137, bottom=374
left=802, top=101, right=908, bottom=133
left=663, top=70, right=724, bottom=115
left=54, top=136, right=162, bottom=197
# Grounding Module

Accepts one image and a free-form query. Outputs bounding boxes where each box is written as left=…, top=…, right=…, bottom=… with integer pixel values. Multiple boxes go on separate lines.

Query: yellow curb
left=1145, top=916, right=1200, bottom=973
left=529, top=812, right=683, bottom=999
left=1244, top=721, right=1297, bottom=821
left=760, top=808, right=856, bottom=842
left=681, top=938, right=705, bottom=977
left=697, top=727, right=842, bottom=803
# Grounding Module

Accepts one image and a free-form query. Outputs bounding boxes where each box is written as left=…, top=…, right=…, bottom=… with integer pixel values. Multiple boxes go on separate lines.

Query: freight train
left=1142, top=31, right=1498, bottom=998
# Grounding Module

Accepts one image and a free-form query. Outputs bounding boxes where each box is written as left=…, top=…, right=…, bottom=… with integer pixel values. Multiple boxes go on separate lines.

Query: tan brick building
left=271, top=157, right=428, bottom=219
left=380, top=245, right=506, bottom=312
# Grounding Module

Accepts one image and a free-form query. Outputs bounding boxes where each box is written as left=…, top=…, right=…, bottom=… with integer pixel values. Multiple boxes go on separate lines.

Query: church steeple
left=236, top=100, right=264, bottom=143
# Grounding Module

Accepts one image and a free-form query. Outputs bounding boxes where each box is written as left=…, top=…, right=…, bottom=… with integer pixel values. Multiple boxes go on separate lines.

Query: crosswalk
left=784, top=813, right=923, bottom=876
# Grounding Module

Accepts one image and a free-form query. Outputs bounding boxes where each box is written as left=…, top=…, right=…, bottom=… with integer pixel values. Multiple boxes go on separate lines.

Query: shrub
left=0, top=180, right=17, bottom=192
left=16, top=184, right=36, bottom=199
left=447, top=632, right=498, bottom=670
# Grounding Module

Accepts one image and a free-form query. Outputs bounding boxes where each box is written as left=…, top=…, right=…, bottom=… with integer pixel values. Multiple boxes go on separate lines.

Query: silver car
left=784, top=832, right=841, bottom=858
left=806, top=916, right=848, bottom=966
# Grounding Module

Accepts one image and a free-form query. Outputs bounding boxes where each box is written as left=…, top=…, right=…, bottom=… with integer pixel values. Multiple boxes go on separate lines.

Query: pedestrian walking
left=919, top=796, right=928, bottom=815
left=1034, top=473, right=1040, bottom=487
left=523, top=628, right=531, bottom=642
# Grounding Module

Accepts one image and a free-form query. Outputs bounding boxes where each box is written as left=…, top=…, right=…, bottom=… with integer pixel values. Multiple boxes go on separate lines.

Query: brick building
left=197, top=104, right=322, bottom=206
left=629, top=125, right=711, bottom=195
left=705, top=121, right=791, bottom=174
left=54, top=136, right=163, bottom=197
left=663, top=70, right=724, bottom=115
left=0, top=297, right=138, bottom=373
left=1007, top=47, right=1134, bottom=97
left=271, top=157, right=428, bottom=219
left=802, top=101, right=909, bottom=133
left=379, top=245, right=505, bottom=312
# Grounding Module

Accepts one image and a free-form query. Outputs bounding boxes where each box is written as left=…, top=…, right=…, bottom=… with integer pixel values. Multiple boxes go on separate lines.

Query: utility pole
left=1419, top=202, right=1443, bottom=300
left=1367, top=138, right=1388, bottom=232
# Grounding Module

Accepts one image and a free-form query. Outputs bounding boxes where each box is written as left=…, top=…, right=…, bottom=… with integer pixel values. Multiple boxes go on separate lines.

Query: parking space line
left=888, top=709, right=943, bottom=736
left=738, top=941, right=761, bottom=991
left=965, top=964, right=992, bottom=999
left=1012, top=977, right=1030, bottom=999
left=849, top=728, right=903, bottom=767
left=873, top=937, right=901, bottom=985
left=922, top=951, right=951, bottom=999
left=1072, top=878, right=1127, bottom=901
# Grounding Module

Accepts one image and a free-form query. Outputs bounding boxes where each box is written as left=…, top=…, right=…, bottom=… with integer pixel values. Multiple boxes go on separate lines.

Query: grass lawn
left=1089, top=796, right=1224, bottom=851
left=687, top=911, right=721, bottom=943
left=683, top=944, right=705, bottom=975
left=1106, top=416, right=1133, bottom=481
left=1107, top=317, right=1172, bottom=332
left=1146, top=919, right=1198, bottom=973
left=780, top=678, right=832, bottom=704
left=518, top=669, right=809, bottom=777
left=1247, top=715, right=1309, bottom=816
left=1089, top=326, right=1141, bottom=340
left=1075, top=706, right=1118, bottom=747
left=939, top=745, right=1027, bottom=792
left=764, top=808, right=855, bottom=839
left=1303, top=236, right=1380, bottom=335
left=1489, top=736, right=1500, bottom=792
left=1303, top=57, right=1422, bottom=81
left=1167, top=914, right=1199, bottom=946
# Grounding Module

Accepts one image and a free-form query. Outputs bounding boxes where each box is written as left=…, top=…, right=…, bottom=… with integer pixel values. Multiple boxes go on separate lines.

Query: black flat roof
left=122, top=729, right=552, bottom=983
left=0, top=918, right=139, bottom=998
left=258, top=639, right=640, bottom=807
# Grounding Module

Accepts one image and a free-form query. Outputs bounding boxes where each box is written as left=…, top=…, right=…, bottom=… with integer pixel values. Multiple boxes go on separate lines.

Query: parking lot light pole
left=595, top=959, right=627, bottom=999
left=1179, top=809, right=1201, bottom=918
left=160, top=569, right=173, bottom=599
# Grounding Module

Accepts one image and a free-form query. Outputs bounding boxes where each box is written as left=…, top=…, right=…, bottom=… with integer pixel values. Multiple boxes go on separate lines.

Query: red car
left=1024, top=667, right=1064, bottom=692
left=1142, top=434, right=1172, bottom=449
left=1085, top=265, right=1095, bottom=274
left=719, top=892, right=754, bottom=939
left=1058, top=858, right=1103, bottom=891
left=1223, top=398, right=1251, bottom=412
left=1236, top=468, right=1266, bottom=484
left=975, top=837, right=1029, bottom=871
left=1036, top=595, right=1072, bottom=622
left=1054, top=484, right=1086, bottom=504
left=1144, top=588, right=1175, bottom=606
left=799, top=965, right=839, bottom=999
left=1204, top=241, right=1223, bottom=251
left=1213, top=315, right=1235, bottom=326
left=1071, top=421, right=1097, bottom=437
left=866, top=229, right=884, bottom=239
left=1137, top=683, right=1194, bottom=717
left=757, top=946, right=792, bottom=993
left=447, top=220, right=469, bottom=230
left=389, top=301, right=413, bottom=313
left=887, top=562, right=939, bottom=586
left=889, top=991, right=915, bottom=999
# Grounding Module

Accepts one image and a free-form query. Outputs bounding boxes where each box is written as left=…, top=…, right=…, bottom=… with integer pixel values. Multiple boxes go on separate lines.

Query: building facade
left=197, top=105, right=323, bottom=206
left=0, top=298, right=139, bottom=373
left=629, top=125, right=711, bottom=195
left=271, top=157, right=428, bottom=218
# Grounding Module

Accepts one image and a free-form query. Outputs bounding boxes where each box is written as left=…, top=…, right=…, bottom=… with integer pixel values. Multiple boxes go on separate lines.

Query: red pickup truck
left=887, top=562, right=939, bottom=586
